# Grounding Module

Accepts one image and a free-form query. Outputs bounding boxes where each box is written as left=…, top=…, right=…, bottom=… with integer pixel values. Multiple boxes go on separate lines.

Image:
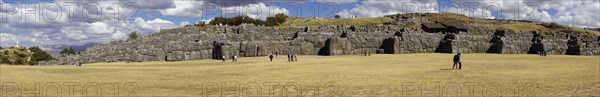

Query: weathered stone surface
left=166, top=53, right=176, bottom=61
left=319, top=37, right=353, bottom=55
left=41, top=23, right=600, bottom=65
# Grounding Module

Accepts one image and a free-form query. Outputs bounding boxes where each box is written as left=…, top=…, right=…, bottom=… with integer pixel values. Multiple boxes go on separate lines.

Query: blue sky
left=132, top=1, right=362, bottom=25
left=0, top=0, right=599, bottom=47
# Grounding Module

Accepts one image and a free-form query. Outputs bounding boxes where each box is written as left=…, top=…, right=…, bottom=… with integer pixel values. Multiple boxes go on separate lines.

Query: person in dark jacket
left=269, top=54, right=274, bottom=62
left=453, top=53, right=462, bottom=70
left=232, top=55, right=238, bottom=62
left=290, top=54, right=295, bottom=61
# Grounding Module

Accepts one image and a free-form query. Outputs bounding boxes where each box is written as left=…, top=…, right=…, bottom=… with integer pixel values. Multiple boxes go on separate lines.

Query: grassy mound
left=277, top=17, right=394, bottom=28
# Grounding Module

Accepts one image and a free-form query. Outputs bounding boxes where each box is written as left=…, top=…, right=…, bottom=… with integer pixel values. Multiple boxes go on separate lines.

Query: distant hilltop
left=40, top=43, right=102, bottom=58
left=39, top=13, right=600, bottom=65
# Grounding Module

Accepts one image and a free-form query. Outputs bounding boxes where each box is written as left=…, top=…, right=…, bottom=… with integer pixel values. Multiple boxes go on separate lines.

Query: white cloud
left=158, top=1, right=207, bottom=17
left=338, top=0, right=599, bottom=28
left=88, top=22, right=114, bottom=34
left=337, top=0, right=441, bottom=18
left=179, top=21, right=190, bottom=27
left=221, top=3, right=288, bottom=20
left=0, top=1, right=182, bottom=47
left=456, top=0, right=599, bottom=27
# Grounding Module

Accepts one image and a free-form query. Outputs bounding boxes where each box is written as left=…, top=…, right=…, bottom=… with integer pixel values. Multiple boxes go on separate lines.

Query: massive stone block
left=190, top=51, right=201, bottom=60
left=300, top=42, right=315, bottom=55
left=166, top=53, right=176, bottom=61
left=318, top=37, right=353, bottom=56
left=242, top=42, right=260, bottom=57
left=156, top=49, right=166, bottom=61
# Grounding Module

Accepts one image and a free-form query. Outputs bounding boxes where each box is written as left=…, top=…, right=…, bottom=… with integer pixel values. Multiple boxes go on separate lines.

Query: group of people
left=287, top=54, right=298, bottom=62
left=452, top=53, right=462, bottom=70
left=538, top=51, right=548, bottom=56
left=221, top=55, right=238, bottom=62
left=221, top=52, right=464, bottom=71
left=267, top=54, right=298, bottom=62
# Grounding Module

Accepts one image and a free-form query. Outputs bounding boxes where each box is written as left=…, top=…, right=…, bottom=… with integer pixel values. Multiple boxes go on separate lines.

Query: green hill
left=0, top=46, right=55, bottom=65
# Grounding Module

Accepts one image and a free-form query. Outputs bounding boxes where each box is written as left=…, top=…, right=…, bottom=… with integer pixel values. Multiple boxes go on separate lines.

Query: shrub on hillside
left=209, top=16, right=264, bottom=26
left=128, top=31, right=139, bottom=41
left=208, top=13, right=288, bottom=26
left=60, top=47, right=76, bottom=56
left=29, top=46, right=55, bottom=65
left=0, top=57, right=9, bottom=64
left=265, top=13, right=288, bottom=26
left=15, top=57, right=24, bottom=65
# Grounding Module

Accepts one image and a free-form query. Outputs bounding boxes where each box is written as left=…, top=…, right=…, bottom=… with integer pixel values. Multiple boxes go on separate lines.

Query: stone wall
left=39, top=24, right=600, bottom=65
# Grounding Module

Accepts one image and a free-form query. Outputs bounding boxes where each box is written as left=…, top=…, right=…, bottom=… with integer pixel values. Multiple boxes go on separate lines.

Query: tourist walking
left=222, top=56, right=226, bottom=62
left=232, top=55, right=238, bottom=62
left=269, top=54, right=274, bottom=62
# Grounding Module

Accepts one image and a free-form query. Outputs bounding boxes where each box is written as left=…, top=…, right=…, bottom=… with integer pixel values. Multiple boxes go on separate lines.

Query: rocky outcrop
left=39, top=24, right=600, bottom=65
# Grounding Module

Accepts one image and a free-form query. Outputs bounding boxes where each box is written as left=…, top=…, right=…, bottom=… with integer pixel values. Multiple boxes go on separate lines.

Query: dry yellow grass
left=482, top=23, right=551, bottom=33
left=1, top=54, right=599, bottom=96
left=278, top=17, right=393, bottom=28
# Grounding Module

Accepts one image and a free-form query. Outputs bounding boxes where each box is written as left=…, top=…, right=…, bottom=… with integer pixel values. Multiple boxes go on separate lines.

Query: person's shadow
left=439, top=69, right=454, bottom=70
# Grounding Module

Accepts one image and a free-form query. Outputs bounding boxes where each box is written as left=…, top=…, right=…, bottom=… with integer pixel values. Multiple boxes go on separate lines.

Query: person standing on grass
left=287, top=54, right=291, bottom=61
left=222, top=56, right=226, bottom=62
left=290, top=54, right=295, bottom=61
left=294, top=54, right=298, bottom=61
left=269, top=54, right=274, bottom=62
left=453, top=53, right=462, bottom=70
left=233, top=55, right=238, bottom=62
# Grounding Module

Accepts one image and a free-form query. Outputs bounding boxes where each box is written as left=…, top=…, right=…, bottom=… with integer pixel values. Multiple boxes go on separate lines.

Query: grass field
left=1, top=54, right=599, bottom=96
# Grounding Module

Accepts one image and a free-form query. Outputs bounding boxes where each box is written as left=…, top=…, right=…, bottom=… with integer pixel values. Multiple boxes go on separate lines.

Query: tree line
left=207, top=13, right=288, bottom=26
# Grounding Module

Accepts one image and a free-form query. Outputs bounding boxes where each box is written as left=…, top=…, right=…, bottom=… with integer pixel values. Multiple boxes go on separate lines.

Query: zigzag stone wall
left=39, top=24, right=600, bottom=65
